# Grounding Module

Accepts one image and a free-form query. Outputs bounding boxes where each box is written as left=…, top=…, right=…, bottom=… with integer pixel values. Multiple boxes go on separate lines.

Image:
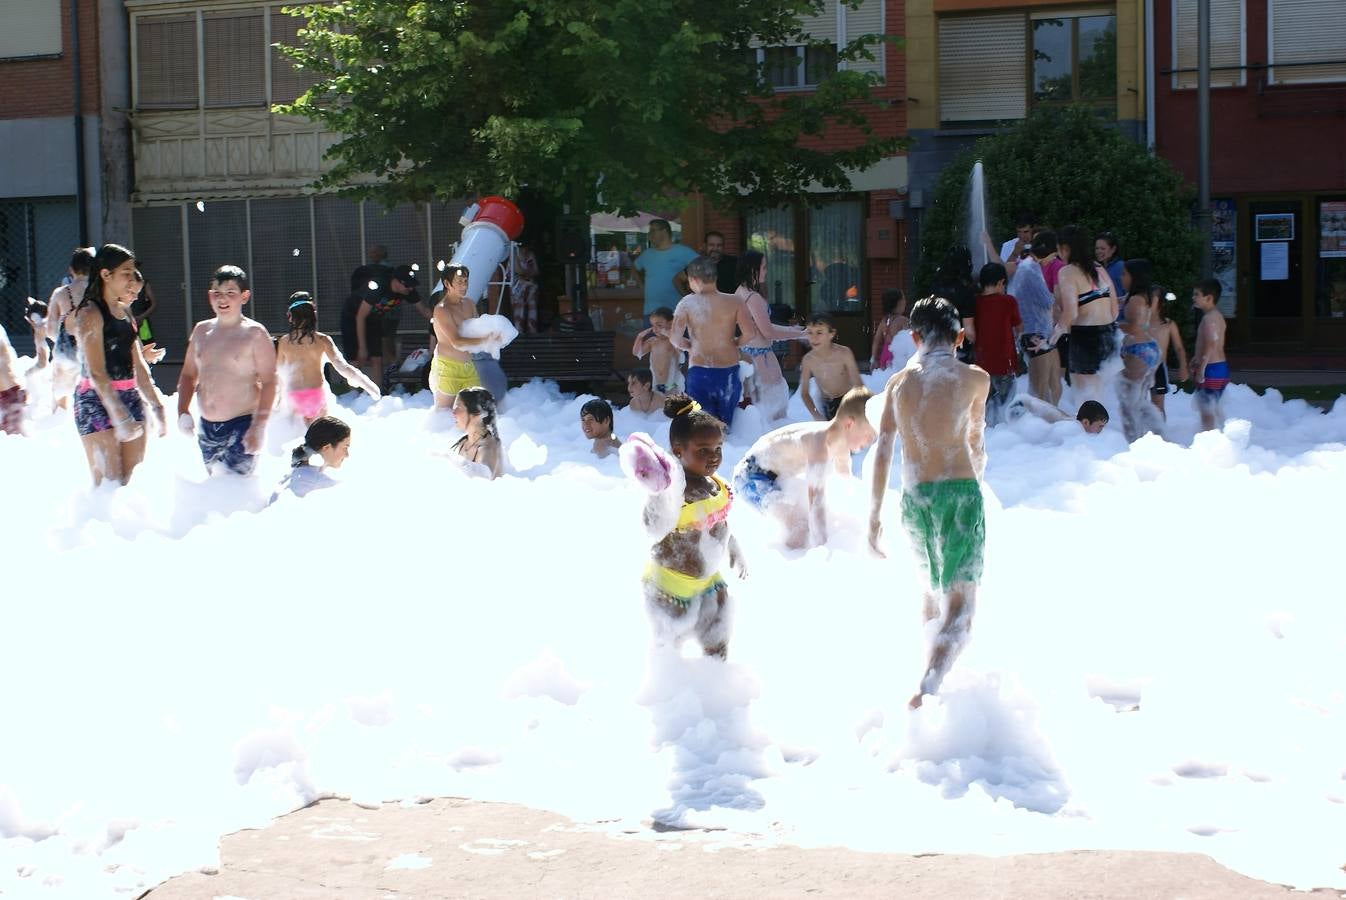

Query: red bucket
left=475, top=196, right=525, bottom=240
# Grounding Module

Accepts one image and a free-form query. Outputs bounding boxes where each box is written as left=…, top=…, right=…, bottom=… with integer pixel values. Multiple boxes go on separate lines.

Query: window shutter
left=842, top=0, right=884, bottom=78
left=204, top=10, right=265, bottom=108
left=1172, top=0, right=1243, bottom=89
left=135, top=15, right=199, bottom=110
left=0, top=0, right=61, bottom=58
left=1270, top=0, right=1346, bottom=85
left=939, top=14, right=1027, bottom=124
left=270, top=9, right=318, bottom=104
left=800, top=0, right=838, bottom=46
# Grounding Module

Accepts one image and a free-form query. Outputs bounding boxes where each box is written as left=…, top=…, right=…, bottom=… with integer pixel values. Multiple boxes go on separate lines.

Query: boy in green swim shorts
left=869, top=296, right=989, bottom=710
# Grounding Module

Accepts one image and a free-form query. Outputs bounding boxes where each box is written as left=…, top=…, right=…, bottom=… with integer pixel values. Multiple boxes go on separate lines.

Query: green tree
left=277, top=0, right=902, bottom=213
left=917, top=106, right=1201, bottom=317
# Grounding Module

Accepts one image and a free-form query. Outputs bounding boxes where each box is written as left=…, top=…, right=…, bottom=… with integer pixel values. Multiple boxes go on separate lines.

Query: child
left=1146, top=286, right=1189, bottom=418
left=580, top=397, right=622, bottom=457
left=869, top=297, right=989, bottom=710
left=799, top=313, right=862, bottom=421
left=972, top=262, right=1022, bottom=426
left=0, top=322, right=25, bottom=435
left=733, top=386, right=876, bottom=549
left=451, top=386, right=503, bottom=479
left=620, top=394, right=747, bottom=659
left=869, top=289, right=907, bottom=372
left=272, top=415, right=351, bottom=501
left=1006, top=395, right=1109, bottom=433
left=625, top=369, right=665, bottom=414
left=276, top=292, right=382, bottom=424
left=1190, top=278, right=1228, bottom=432
left=632, top=306, right=683, bottom=394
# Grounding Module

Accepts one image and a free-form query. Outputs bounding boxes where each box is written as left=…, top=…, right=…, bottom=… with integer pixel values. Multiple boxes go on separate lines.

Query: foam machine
left=449, top=196, right=525, bottom=305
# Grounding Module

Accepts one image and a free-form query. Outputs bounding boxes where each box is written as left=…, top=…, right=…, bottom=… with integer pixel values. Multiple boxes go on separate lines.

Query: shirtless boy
left=430, top=265, right=490, bottom=409
left=46, top=247, right=95, bottom=409
left=1191, top=278, right=1228, bottom=432
left=733, top=387, right=876, bottom=549
left=669, top=256, right=756, bottom=428
left=632, top=307, right=683, bottom=394
left=580, top=398, right=622, bottom=458
left=626, top=369, right=665, bottom=414
left=177, top=265, right=278, bottom=475
left=869, top=297, right=990, bottom=710
left=1006, top=395, right=1109, bottom=433
left=799, top=313, right=863, bottom=421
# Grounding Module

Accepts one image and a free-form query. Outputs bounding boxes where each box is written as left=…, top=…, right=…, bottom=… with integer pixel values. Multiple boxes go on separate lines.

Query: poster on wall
left=1322, top=201, right=1346, bottom=259
left=1255, top=213, right=1294, bottom=242
left=1211, top=198, right=1237, bottom=316
left=1261, top=242, right=1290, bottom=281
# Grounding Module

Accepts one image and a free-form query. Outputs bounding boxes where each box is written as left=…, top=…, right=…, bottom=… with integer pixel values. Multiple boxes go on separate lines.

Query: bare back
left=276, top=333, right=329, bottom=390
left=1057, top=263, right=1118, bottom=327
left=189, top=317, right=275, bottom=420
left=672, top=291, right=753, bottom=368
left=888, top=352, right=988, bottom=486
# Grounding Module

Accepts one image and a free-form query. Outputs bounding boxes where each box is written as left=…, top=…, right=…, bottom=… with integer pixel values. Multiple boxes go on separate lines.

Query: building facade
left=1153, top=0, right=1346, bottom=351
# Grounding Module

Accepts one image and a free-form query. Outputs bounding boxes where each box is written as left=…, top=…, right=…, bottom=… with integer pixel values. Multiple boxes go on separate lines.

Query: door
left=1247, top=200, right=1305, bottom=344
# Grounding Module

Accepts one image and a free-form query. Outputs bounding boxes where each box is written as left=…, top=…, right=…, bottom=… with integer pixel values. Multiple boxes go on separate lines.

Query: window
left=750, top=0, right=884, bottom=90
left=939, top=13, right=1028, bottom=125
left=1031, top=12, right=1116, bottom=107
left=136, top=15, right=199, bottom=109
left=204, top=10, right=265, bottom=107
left=754, top=44, right=837, bottom=89
left=0, top=0, right=61, bottom=59
left=1172, top=0, right=1244, bottom=89
left=1269, top=0, right=1346, bottom=86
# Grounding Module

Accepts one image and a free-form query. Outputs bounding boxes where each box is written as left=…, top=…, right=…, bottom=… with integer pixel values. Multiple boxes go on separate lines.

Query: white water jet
left=966, top=161, right=989, bottom=274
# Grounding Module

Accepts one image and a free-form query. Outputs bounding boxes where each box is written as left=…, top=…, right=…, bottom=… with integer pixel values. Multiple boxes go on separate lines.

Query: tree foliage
left=277, top=0, right=902, bottom=213
left=917, top=107, right=1201, bottom=310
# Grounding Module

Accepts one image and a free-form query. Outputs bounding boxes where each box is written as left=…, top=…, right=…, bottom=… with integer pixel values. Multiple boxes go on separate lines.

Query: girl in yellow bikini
left=620, top=393, right=747, bottom=659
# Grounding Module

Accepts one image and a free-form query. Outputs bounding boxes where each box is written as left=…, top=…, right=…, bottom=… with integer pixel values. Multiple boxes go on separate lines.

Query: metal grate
left=249, top=197, right=314, bottom=333
left=187, top=199, right=249, bottom=319
left=131, top=205, right=189, bottom=360
left=313, top=195, right=361, bottom=335
left=0, top=198, right=79, bottom=355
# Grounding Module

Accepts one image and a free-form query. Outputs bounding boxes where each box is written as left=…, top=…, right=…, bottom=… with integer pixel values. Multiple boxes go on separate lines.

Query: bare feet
left=908, top=692, right=924, bottom=710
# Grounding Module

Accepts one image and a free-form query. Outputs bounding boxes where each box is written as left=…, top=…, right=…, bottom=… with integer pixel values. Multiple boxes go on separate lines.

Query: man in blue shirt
left=634, top=219, right=698, bottom=316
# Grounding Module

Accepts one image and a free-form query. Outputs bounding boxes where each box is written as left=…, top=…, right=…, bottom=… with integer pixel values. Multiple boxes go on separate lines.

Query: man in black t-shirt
left=348, top=260, right=431, bottom=382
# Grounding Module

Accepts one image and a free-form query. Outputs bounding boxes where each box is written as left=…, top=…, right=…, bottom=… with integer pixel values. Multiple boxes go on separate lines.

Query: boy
left=1009, top=232, right=1062, bottom=406
left=733, top=387, right=876, bottom=549
left=669, top=256, right=756, bottom=428
left=869, top=297, right=989, bottom=710
left=580, top=398, right=622, bottom=457
left=632, top=306, right=683, bottom=395
left=799, top=313, right=862, bottom=421
left=626, top=369, right=665, bottom=414
left=1006, top=395, right=1109, bottom=433
left=971, top=262, right=1022, bottom=426
left=176, top=265, right=278, bottom=475
left=1191, top=278, right=1228, bottom=432
left=430, top=264, right=492, bottom=409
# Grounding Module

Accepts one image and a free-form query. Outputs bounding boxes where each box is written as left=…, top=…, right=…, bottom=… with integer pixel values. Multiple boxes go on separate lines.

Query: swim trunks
left=1068, top=324, right=1117, bottom=375
left=1, top=385, right=25, bottom=435
left=900, top=479, right=985, bottom=591
left=732, top=456, right=781, bottom=509
left=1152, top=363, right=1170, bottom=395
left=198, top=414, right=256, bottom=475
left=74, top=379, right=143, bottom=437
left=741, top=345, right=774, bottom=358
left=1198, top=360, right=1229, bottom=404
left=288, top=387, right=326, bottom=419
left=1121, top=339, right=1160, bottom=370
left=821, top=395, right=842, bottom=421
left=430, top=355, right=480, bottom=396
left=685, top=364, right=742, bottom=428
left=1019, top=333, right=1054, bottom=360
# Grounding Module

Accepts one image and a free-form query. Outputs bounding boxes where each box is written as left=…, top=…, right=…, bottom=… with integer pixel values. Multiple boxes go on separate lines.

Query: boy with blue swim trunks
left=869, top=297, right=990, bottom=710
left=1191, top=278, right=1228, bottom=433
left=669, top=256, right=756, bottom=430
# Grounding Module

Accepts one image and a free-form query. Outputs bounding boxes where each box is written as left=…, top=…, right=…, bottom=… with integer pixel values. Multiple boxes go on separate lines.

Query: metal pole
left=1196, top=0, right=1212, bottom=277
left=70, top=0, right=88, bottom=245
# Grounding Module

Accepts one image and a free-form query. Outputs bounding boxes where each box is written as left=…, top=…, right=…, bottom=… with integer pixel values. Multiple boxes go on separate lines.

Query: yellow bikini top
left=675, top=474, right=733, bottom=532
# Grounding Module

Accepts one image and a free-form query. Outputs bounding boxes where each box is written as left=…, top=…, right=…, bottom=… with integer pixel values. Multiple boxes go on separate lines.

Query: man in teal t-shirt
left=634, top=219, right=698, bottom=315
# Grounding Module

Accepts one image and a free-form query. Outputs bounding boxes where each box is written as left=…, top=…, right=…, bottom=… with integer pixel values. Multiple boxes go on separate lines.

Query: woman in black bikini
left=70, top=244, right=167, bottom=486
left=451, top=386, right=502, bottom=479
left=1055, top=226, right=1120, bottom=403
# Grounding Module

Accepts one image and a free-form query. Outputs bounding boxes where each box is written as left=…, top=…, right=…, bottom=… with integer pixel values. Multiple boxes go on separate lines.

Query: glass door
left=1249, top=200, right=1303, bottom=319
left=807, top=199, right=867, bottom=357
left=745, top=206, right=797, bottom=314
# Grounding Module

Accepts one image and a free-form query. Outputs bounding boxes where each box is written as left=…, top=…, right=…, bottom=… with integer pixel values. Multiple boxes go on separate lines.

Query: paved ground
left=142, top=797, right=1341, bottom=900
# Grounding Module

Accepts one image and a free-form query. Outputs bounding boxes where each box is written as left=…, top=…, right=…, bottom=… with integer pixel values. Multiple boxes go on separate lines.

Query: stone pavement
left=142, top=797, right=1340, bottom=899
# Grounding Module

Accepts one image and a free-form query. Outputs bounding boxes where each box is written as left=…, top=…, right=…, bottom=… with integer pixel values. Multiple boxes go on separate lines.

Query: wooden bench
left=500, top=330, right=616, bottom=387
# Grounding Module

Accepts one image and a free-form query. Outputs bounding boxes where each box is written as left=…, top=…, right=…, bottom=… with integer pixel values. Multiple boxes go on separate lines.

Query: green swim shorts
left=900, top=479, right=985, bottom=591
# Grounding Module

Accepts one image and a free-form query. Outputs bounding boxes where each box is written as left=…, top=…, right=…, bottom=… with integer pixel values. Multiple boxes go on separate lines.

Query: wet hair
left=908, top=296, right=962, bottom=347
left=1060, top=226, right=1096, bottom=283
left=836, top=386, right=873, bottom=422
left=292, top=415, right=350, bottom=467
left=979, top=262, right=1008, bottom=289
left=1030, top=230, right=1058, bottom=258
left=1014, top=210, right=1036, bottom=229
left=70, top=246, right=96, bottom=276
left=807, top=312, right=837, bottom=330
left=649, top=219, right=672, bottom=237
left=1150, top=284, right=1175, bottom=323
left=1076, top=400, right=1109, bottom=424
left=456, top=386, right=499, bottom=438
left=580, top=398, right=614, bottom=430
left=441, top=263, right=470, bottom=285
left=1097, top=230, right=1120, bottom=256
left=1123, top=258, right=1153, bottom=299
left=287, top=291, right=318, bottom=343
left=26, top=297, right=48, bottom=324
left=1195, top=277, right=1222, bottom=301
left=737, top=250, right=766, bottom=293
left=628, top=368, right=654, bottom=388
left=663, top=392, right=724, bottom=448
left=685, top=255, right=718, bottom=284
left=649, top=306, right=675, bottom=322
left=211, top=264, right=250, bottom=292
left=79, top=243, right=137, bottom=309
left=881, top=288, right=905, bottom=315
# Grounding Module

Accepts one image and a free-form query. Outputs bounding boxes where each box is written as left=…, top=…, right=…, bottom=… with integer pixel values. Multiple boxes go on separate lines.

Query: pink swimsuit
left=288, top=387, right=326, bottom=419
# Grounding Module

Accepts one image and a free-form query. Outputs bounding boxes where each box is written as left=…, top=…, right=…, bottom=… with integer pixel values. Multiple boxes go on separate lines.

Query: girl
left=69, top=244, right=167, bottom=486
left=621, top=394, right=746, bottom=659
left=869, top=288, right=908, bottom=372
left=1147, top=285, right=1189, bottom=419
left=1116, top=259, right=1164, bottom=441
left=1055, top=225, right=1120, bottom=403
left=511, top=241, right=540, bottom=334
left=451, top=386, right=502, bottom=479
left=734, top=250, right=806, bottom=421
left=275, top=292, right=381, bottom=424
left=274, top=415, right=351, bottom=500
